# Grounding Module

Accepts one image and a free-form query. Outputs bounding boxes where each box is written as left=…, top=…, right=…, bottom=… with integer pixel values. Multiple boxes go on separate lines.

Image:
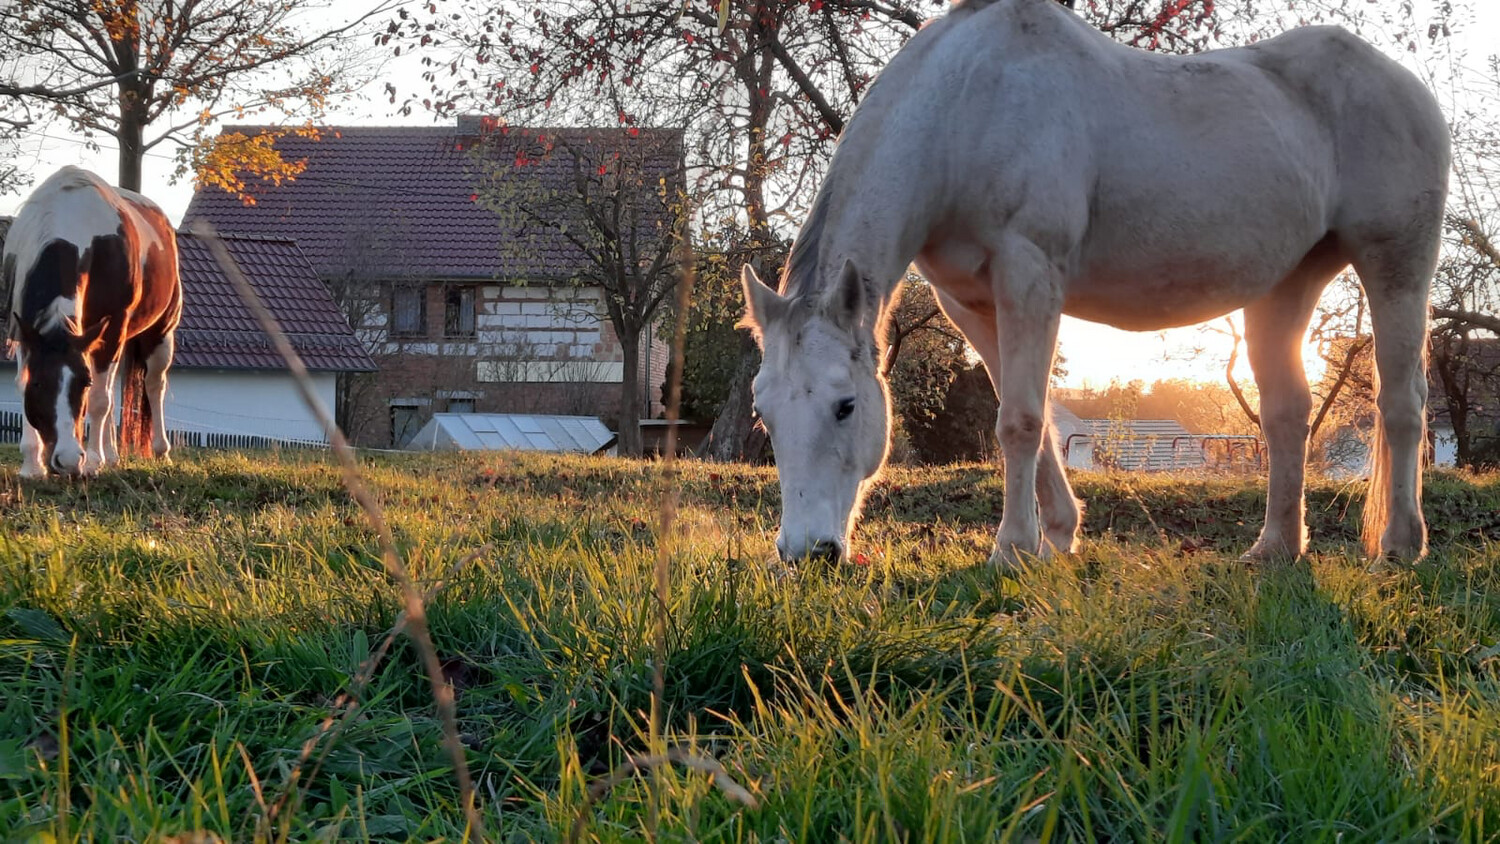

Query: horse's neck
left=806, top=148, right=935, bottom=308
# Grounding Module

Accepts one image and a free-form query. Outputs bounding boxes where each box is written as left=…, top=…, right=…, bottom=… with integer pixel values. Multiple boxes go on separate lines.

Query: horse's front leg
left=144, top=334, right=174, bottom=460
left=18, top=416, right=46, bottom=479
left=989, top=235, right=1065, bottom=570
left=82, top=360, right=120, bottom=475
left=928, top=283, right=1080, bottom=562
left=1037, top=425, right=1081, bottom=555
left=1241, top=277, right=1325, bottom=562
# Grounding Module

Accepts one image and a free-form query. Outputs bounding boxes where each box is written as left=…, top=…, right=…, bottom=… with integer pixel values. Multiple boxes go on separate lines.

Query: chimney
left=456, top=115, right=505, bottom=135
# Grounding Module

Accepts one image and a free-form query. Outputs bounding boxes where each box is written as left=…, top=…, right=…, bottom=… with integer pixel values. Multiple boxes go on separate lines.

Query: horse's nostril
left=809, top=539, right=844, bottom=563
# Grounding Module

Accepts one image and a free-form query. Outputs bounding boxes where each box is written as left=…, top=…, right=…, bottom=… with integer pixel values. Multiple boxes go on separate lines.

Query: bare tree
left=1, top=0, right=392, bottom=192
left=476, top=127, right=688, bottom=457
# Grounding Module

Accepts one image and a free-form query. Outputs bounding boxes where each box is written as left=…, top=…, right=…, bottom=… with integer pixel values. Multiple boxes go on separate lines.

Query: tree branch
left=1222, top=317, right=1260, bottom=428
left=766, top=37, right=846, bottom=136
left=1452, top=216, right=1500, bottom=268
left=1432, top=306, right=1500, bottom=335
left=0, top=70, right=141, bottom=99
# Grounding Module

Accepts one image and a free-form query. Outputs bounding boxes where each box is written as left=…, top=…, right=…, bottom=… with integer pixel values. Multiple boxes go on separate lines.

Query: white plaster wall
left=0, top=365, right=335, bottom=444
left=167, top=371, right=335, bottom=443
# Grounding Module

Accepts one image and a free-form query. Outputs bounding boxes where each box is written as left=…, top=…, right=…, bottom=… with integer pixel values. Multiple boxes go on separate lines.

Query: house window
left=447, top=398, right=475, bottom=414
left=392, top=285, right=425, bottom=337
left=445, top=286, right=476, bottom=337
left=391, top=403, right=423, bottom=447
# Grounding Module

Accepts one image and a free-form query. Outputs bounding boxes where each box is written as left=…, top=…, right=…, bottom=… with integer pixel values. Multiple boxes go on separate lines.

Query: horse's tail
left=118, top=336, right=152, bottom=459
left=1362, top=371, right=1390, bottom=558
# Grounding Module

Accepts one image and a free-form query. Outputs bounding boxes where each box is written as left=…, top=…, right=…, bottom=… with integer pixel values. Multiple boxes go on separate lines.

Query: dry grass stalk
left=567, top=234, right=757, bottom=841
left=272, top=544, right=494, bottom=838
left=650, top=232, right=698, bottom=818
left=566, top=747, right=760, bottom=843
left=187, top=219, right=487, bottom=842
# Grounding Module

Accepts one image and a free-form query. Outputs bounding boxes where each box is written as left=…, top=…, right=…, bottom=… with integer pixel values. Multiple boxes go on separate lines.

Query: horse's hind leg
left=1353, top=243, right=1436, bottom=561
left=144, top=333, right=175, bottom=460
left=1241, top=249, right=1344, bottom=561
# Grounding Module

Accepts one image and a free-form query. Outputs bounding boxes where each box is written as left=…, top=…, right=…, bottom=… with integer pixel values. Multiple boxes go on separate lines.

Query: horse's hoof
left=1367, top=546, right=1424, bottom=573
left=1239, top=538, right=1304, bottom=567
left=1377, top=527, right=1426, bottom=565
left=988, top=546, right=1035, bottom=576
left=18, top=464, right=46, bottom=480
left=1042, top=533, right=1080, bottom=557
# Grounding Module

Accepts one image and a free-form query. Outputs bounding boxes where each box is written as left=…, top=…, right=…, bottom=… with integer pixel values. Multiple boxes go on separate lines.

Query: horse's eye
left=835, top=398, right=855, bottom=421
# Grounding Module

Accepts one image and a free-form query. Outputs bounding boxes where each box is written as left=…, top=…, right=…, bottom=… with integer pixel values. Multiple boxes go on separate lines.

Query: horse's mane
left=778, top=185, right=834, bottom=300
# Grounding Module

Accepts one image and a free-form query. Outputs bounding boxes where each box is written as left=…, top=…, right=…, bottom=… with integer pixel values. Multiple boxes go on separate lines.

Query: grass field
left=4, top=448, right=1500, bottom=841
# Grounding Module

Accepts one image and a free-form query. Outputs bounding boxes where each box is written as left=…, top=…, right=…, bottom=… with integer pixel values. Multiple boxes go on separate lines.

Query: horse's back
left=5, top=167, right=128, bottom=290
left=3, top=166, right=181, bottom=340
left=906, top=0, right=1448, bottom=326
left=1228, top=27, right=1450, bottom=201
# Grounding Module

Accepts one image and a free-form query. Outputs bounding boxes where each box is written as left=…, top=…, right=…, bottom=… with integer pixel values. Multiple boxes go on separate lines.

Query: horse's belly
left=1062, top=266, right=1281, bottom=331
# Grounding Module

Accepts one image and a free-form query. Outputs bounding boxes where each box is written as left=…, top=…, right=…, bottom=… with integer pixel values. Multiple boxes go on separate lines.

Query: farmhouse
left=182, top=119, right=681, bottom=448
left=0, top=222, right=375, bottom=446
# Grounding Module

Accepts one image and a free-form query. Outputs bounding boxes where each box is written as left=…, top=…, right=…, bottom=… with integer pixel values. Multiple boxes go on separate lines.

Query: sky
left=2, top=0, right=1496, bottom=389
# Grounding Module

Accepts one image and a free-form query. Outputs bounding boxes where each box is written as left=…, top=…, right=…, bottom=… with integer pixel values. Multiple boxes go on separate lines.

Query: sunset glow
left=1057, top=315, right=1331, bottom=390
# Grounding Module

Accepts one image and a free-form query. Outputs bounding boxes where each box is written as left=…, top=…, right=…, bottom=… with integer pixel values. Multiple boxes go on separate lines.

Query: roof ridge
left=177, top=230, right=299, bottom=246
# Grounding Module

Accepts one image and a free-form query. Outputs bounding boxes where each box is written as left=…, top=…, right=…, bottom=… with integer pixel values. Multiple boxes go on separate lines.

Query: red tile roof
left=181, top=124, right=684, bottom=282
left=175, top=233, right=376, bottom=372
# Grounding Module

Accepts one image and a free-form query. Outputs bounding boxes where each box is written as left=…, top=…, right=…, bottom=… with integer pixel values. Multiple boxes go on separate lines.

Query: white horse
left=742, top=0, right=1449, bottom=566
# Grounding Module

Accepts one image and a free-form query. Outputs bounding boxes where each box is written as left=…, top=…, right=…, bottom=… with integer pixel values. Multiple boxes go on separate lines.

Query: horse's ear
left=739, top=264, right=786, bottom=346
left=824, top=258, right=867, bottom=331
left=73, top=316, right=110, bottom=354
left=15, top=318, right=42, bottom=348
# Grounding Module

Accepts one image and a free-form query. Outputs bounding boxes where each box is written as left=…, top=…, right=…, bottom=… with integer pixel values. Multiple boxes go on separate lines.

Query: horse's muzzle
left=780, top=538, right=845, bottom=564
left=49, top=450, right=83, bottom=476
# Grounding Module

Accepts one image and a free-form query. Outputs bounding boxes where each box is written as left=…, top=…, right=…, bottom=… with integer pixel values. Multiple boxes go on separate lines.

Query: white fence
left=0, top=409, right=327, bottom=452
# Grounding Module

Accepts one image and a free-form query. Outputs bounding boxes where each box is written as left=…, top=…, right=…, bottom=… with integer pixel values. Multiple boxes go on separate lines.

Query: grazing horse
left=742, top=0, right=1449, bottom=566
left=3, top=166, right=182, bottom=477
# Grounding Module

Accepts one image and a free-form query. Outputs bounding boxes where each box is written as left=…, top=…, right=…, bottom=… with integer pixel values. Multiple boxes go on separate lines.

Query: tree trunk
left=703, top=24, right=778, bottom=463
left=699, top=334, right=764, bottom=461
left=1432, top=335, right=1473, bottom=468
left=115, top=13, right=145, bottom=193
left=118, top=117, right=144, bottom=192
left=617, top=327, right=644, bottom=457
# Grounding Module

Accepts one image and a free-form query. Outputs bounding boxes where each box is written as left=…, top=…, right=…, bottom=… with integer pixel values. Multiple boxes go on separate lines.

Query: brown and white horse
left=3, top=166, right=182, bottom=477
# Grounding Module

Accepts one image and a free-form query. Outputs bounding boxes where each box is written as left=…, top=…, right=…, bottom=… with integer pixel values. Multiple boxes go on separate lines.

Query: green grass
left=3, top=447, right=1500, bottom=841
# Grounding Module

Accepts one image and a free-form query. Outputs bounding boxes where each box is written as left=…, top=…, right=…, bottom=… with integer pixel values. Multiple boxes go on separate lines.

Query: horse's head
left=14, top=318, right=107, bottom=476
left=742, top=260, right=891, bottom=563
